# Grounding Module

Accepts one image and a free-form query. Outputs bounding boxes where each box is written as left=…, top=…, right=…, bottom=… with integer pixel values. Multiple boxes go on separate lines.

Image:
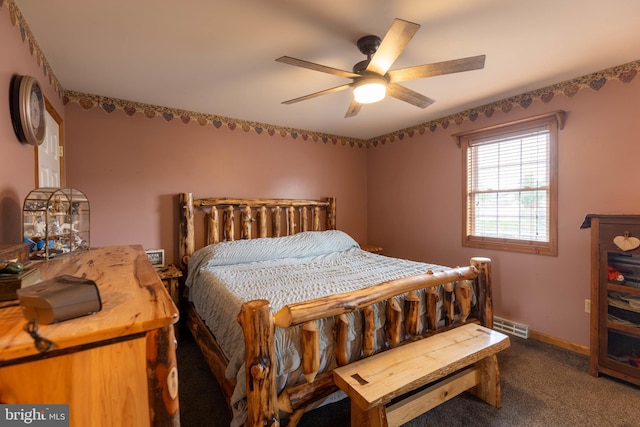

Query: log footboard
left=242, top=258, right=493, bottom=427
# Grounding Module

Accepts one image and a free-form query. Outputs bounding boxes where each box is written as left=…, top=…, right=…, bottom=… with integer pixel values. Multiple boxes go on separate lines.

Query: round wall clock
left=10, top=75, right=46, bottom=146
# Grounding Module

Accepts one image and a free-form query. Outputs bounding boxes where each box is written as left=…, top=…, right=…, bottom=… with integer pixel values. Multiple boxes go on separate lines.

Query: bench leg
left=351, top=403, right=388, bottom=427
left=470, top=354, right=502, bottom=408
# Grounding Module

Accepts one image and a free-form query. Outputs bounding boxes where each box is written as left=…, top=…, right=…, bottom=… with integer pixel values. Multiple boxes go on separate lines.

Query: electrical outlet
left=585, top=299, right=591, bottom=314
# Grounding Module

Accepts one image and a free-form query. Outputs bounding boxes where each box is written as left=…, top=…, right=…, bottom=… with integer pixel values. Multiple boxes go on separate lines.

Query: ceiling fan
left=276, top=18, right=485, bottom=118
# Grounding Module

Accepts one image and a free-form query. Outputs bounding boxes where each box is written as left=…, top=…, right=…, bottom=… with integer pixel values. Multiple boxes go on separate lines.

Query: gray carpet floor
left=177, top=327, right=640, bottom=426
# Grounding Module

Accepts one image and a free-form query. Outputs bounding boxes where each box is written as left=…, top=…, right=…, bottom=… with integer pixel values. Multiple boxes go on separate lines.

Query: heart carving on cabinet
left=613, top=233, right=640, bottom=251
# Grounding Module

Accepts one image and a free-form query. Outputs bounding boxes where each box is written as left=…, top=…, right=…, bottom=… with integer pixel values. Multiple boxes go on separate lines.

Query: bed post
left=179, top=192, right=194, bottom=270
left=470, top=257, right=493, bottom=328
left=326, top=197, right=336, bottom=230
left=238, top=300, right=279, bottom=427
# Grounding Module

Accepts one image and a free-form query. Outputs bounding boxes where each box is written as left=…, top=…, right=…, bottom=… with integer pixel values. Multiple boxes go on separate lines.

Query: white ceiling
left=13, top=0, right=640, bottom=140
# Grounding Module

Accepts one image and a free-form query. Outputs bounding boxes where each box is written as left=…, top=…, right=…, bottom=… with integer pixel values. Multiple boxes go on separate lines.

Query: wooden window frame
left=455, top=111, right=565, bottom=256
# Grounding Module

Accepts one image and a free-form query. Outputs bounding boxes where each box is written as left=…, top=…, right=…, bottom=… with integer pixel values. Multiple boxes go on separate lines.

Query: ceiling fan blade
left=344, top=99, right=362, bottom=118
left=276, top=56, right=360, bottom=79
left=386, top=83, right=435, bottom=109
left=387, top=55, right=486, bottom=83
left=281, top=83, right=353, bottom=105
left=366, top=19, right=420, bottom=76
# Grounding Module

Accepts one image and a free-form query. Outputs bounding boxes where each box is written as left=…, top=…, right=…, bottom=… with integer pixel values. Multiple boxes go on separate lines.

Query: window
left=457, top=112, right=565, bottom=256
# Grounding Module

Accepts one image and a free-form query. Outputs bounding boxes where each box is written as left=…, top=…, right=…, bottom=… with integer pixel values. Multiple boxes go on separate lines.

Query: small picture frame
left=145, top=249, right=165, bottom=267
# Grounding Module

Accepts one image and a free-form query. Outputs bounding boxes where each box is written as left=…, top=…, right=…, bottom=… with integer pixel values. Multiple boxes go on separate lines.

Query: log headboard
left=178, top=193, right=336, bottom=268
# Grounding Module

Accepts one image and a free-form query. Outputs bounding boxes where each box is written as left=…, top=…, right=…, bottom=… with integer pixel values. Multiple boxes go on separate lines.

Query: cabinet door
left=0, top=337, right=150, bottom=427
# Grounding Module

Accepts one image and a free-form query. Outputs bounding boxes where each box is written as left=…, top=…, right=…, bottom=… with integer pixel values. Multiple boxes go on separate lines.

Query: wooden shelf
left=608, top=283, right=640, bottom=296
left=606, top=321, right=640, bottom=337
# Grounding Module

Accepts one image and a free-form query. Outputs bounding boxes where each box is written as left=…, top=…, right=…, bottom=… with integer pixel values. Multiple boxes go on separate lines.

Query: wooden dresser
left=0, top=245, right=180, bottom=426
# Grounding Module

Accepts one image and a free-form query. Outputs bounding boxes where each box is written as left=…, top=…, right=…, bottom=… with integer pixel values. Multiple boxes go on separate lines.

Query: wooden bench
left=332, top=323, right=510, bottom=427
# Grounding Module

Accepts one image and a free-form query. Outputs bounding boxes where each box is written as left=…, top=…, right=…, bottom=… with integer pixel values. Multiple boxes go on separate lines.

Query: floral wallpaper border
left=62, top=89, right=367, bottom=148
left=62, top=60, right=639, bottom=149
left=5, top=0, right=639, bottom=149
left=369, top=60, right=638, bottom=147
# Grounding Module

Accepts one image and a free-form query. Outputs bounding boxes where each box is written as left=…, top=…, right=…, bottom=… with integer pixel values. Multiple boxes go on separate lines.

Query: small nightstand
left=156, top=265, right=182, bottom=308
left=360, top=244, right=383, bottom=254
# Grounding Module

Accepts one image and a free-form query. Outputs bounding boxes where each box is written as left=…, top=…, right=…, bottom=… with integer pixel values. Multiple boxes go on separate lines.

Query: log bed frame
left=178, top=193, right=493, bottom=427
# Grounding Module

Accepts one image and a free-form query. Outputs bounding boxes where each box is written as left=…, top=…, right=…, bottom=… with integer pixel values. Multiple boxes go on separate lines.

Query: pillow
left=191, top=230, right=359, bottom=270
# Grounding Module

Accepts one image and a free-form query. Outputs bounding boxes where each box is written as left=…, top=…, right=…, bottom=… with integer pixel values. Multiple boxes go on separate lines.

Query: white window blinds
left=466, top=125, right=550, bottom=242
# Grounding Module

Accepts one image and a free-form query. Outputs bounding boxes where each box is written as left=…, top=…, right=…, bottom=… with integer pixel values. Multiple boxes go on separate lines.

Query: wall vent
left=493, top=316, right=529, bottom=339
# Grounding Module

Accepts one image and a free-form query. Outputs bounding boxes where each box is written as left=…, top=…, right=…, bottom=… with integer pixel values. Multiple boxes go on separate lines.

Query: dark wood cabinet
left=586, top=215, right=640, bottom=386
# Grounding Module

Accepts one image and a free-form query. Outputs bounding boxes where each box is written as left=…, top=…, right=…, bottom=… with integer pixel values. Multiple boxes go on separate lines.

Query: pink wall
left=0, top=5, right=65, bottom=242
left=367, top=77, right=640, bottom=348
left=5, top=1, right=640, bottom=348
left=64, top=104, right=368, bottom=265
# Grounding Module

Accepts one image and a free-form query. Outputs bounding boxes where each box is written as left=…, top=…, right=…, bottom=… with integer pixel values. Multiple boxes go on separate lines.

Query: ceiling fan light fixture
left=353, top=77, right=387, bottom=104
